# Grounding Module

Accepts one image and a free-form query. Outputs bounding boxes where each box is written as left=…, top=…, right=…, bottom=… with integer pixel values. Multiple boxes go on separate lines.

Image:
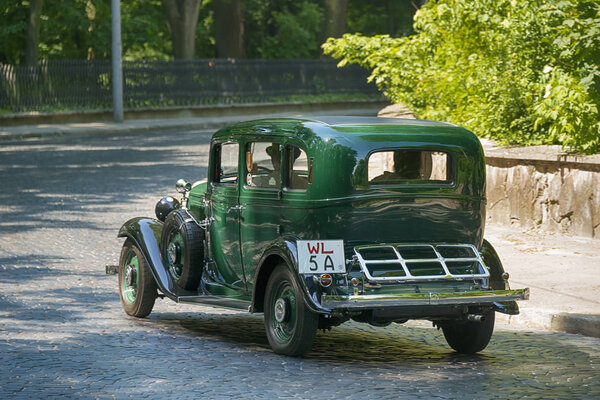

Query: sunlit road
left=1, top=130, right=598, bottom=399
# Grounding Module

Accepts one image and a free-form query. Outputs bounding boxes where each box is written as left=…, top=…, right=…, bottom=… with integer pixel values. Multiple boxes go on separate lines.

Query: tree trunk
left=213, top=0, right=244, bottom=58
left=25, top=0, right=44, bottom=66
left=161, top=0, right=203, bottom=59
left=323, top=0, right=347, bottom=39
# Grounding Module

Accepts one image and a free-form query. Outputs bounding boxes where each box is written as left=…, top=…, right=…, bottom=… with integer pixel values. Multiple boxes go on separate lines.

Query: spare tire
left=160, top=209, right=204, bottom=291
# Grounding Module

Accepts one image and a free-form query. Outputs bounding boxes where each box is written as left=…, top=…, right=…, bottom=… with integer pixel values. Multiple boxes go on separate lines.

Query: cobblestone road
left=1, top=130, right=599, bottom=399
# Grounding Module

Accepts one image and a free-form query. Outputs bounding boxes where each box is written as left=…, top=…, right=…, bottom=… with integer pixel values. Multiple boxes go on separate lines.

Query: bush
left=322, top=0, right=600, bottom=154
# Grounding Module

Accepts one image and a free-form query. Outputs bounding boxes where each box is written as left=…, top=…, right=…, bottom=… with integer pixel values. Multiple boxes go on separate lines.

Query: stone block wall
left=484, top=143, right=600, bottom=239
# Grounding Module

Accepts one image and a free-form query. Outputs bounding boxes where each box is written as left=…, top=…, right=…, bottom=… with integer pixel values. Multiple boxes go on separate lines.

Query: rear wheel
left=118, top=239, right=157, bottom=317
left=264, top=264, right=318, bottom=356
left=441, top=310, right=495, bottom=353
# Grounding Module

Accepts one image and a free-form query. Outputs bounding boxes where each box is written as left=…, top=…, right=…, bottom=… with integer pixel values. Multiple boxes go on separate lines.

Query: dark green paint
left=121, top=117, right=525, bottom=318
left=190, top=117, right=487, bottom=299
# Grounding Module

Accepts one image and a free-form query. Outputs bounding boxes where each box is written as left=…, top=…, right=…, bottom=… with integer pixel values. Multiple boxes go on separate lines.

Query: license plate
left=297, top=240, right=345, bottom=274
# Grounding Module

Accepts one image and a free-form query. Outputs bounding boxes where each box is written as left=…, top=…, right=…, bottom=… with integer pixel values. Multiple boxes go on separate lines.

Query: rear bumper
left=321, top=288, right=529, bottom=310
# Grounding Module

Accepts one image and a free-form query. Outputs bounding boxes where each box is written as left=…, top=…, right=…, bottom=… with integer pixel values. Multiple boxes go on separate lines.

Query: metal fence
left=0, top=59, right=378, bottom=113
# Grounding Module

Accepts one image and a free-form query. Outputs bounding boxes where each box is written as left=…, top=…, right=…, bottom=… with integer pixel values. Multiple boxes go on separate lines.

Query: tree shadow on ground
left=0, top=130, right=211, bottom=234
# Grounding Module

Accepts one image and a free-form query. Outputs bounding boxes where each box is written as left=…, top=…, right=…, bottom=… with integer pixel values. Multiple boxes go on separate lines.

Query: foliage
left=244, top=0, right=323, bottom=59
left=0, top=1, right=29, bottom=64
left=323, top=0, right=600, bottom=153
left=346, top=0, right=416, bottom=37
left=121, top=1, right=172, bottom=60
left=40, top=0, right=111, bottom=60
left=261, top=2, right=323, bottom=58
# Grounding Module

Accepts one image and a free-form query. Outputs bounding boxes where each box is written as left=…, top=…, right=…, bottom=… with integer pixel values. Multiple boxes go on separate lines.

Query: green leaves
left=323, top=0, right=600, bottom=154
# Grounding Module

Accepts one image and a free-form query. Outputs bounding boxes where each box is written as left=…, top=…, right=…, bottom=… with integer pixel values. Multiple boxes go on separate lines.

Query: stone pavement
left=485, top=224, right=600, bottom=338
left=1, top=108, right=598, bottom=339
left=1, top=126, right=599, bottom=398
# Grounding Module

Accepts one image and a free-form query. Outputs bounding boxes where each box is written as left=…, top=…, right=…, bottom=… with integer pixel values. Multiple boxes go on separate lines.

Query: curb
left=497, top=308, right=600, bottom=338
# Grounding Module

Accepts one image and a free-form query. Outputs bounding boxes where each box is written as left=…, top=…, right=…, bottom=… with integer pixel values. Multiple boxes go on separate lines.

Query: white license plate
left=297, top=240, right=345, bottom=274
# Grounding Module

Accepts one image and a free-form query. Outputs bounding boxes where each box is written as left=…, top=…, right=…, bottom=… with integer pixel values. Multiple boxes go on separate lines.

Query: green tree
left=38, top=0, right=111, bottom=60
left=161, top=0, right=203, bottom=59
left=0, top=1, right=31, bottom=64
left=244, top=0, right=323, bottom=58
left=323, top=0, right=347, bottom=40
left=214, top=0, right=244, bottom=57
left=122, top=0, right=172, bottom=60
left=25, top=0, right=44, bottom=65
left=345, top=0, right=416, bottom=37
left=323, top=0, right=600, bottom=153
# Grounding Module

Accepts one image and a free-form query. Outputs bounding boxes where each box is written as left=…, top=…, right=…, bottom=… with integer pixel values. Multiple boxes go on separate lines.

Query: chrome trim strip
left=321, top=288, right=530, bottom=310
left=354, top=243, right=489, bottom=282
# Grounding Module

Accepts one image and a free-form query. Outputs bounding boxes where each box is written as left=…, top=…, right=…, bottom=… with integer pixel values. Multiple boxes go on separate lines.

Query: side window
left=245, top=142, right=281, bottom=188
left=214, top=142, right=238, bottom=184
left=285, top=145, right=308, bottom=190
left=368, top=150, right=452, bottom=185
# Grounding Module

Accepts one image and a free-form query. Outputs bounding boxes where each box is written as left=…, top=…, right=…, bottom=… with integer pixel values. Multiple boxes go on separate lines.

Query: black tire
left=441, top=310, right=495, bottom=354
left=160, top=209, right=204, bottom=291
left=118, top=239, right=158, bottom=318
left=264, top=264, right=318, bottom=356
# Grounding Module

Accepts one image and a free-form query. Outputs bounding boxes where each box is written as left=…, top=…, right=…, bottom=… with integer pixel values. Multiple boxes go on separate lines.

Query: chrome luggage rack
left=353, top=243, right=489, bottom=282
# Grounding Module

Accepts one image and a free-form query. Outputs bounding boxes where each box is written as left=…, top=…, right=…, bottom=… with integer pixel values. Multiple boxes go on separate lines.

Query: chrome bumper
left=321, top=288, right=530, bottom=310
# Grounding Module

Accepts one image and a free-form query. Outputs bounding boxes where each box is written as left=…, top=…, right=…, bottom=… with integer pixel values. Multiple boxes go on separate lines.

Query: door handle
left=227, top=205, right=243, bottom=214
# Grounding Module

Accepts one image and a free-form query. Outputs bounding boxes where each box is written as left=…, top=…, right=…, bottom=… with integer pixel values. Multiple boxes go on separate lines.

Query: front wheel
left=264, top=264, right=318, bottom=356
left=441, top=310, right=495, bottom=354
left=118, top=239, right=158, bottom=317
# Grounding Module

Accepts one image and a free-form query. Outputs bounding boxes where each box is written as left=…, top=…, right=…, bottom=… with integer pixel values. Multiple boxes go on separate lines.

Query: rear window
left=368, top=150, right=452, bottom=185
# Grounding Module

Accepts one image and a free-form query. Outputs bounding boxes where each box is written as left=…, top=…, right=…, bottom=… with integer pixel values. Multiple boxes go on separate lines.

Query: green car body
left=113, top=116, right=529, bottom=356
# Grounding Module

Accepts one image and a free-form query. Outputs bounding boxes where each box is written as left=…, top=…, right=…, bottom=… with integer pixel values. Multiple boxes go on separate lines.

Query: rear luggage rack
left=354, top=244, right=489, bottom=282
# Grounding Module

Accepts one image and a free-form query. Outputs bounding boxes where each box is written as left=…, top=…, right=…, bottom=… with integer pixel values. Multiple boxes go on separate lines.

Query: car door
left=205, top=141, right=247, bottom=294
left=239, top=140, right=283, bottom=291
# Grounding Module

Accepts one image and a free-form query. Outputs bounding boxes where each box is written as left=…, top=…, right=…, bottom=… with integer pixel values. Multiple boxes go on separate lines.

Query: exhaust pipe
left=467, top=314, right=485, bottom=322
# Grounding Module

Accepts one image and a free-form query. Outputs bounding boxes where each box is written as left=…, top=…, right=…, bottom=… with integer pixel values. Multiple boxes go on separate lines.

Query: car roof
left=210, top=116, right=485, bottom=198
left=212, top=116, right=461, bottom=142
left=300, top=116, right=456, bottom=128
left=212, top=116, right=477, bottom=151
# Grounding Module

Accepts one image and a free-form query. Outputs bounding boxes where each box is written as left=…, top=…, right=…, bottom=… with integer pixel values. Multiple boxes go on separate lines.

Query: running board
left=178, top=295, right=251, bottom=311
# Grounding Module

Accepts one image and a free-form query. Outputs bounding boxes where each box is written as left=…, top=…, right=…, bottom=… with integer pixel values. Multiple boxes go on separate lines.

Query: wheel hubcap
left=274, top=298, right=288, bottom=323
left=121, top=250, right=139, bottom=303
left=270, top=283, right=297, bottom=343
left=168, top=242, right=180, bottom=264
left=125, top=264, right=137, bottom=286
left=166, top=232, right=185, bottom=280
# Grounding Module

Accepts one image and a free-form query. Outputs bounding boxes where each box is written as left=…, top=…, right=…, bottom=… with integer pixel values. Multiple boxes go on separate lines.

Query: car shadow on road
left=146, top=310, right=577, bottom=366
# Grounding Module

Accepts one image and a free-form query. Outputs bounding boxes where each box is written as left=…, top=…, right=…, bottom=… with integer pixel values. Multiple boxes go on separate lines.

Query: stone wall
left=483, top=141, right=600, bottom=239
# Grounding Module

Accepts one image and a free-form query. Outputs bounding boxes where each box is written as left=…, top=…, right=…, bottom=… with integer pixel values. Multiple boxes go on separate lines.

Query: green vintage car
left=108, top=116, right=529, bottom=356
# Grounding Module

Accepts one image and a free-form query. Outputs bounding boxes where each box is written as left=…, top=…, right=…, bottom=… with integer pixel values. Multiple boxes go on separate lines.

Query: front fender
left=118, top=217, right=181, bottom=301
left=251, top=237, right=330, bottom=315
left=481, top=238, right=520, bottom=315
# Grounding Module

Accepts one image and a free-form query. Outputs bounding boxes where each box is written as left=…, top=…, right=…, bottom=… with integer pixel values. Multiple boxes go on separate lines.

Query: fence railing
left=0, top=59, right=379, bottom=113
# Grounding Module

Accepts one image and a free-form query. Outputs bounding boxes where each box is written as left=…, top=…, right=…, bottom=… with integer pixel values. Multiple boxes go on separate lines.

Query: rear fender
left=250, top=238, right=329, bottom=315
left=481, top=238, right=519, bottom=315
left=118, top=217, right=182, bottom=301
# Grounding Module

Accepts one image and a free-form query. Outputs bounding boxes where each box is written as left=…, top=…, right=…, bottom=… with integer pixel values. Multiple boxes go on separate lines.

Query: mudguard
left=481, top=238, right=520, bottom=315
left=251, top=237, right=330, bottom=315
left=118, top=217, right=195, bottom=301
